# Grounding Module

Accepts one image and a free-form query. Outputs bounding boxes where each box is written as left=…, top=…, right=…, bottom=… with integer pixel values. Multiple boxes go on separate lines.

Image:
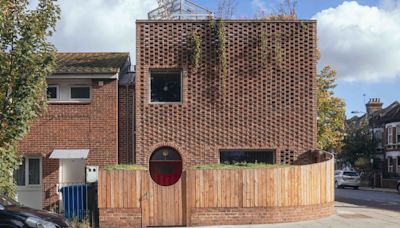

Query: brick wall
left=135, top=20, right=317, bottom=167
left=190, top=203, right=335, bottom=226
left=99, top=208, right=142, bottom=228
left=17, top=79, right=119, bottom=208
left=118, top=85, right=134, bottom=164
left=98, top=203, right=334, bottom=227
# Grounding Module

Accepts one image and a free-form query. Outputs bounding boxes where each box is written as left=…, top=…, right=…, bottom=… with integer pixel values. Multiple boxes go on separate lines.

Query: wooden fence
left=98, top=157, right=334, bottom=227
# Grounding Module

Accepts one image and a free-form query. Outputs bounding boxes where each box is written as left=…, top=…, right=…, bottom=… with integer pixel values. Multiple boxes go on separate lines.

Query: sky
left=31, top=0, right=400, bottom=118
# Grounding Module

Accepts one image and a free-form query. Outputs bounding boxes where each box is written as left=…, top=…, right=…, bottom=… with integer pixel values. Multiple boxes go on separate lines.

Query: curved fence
left=98, top=151, right=335, bottom=227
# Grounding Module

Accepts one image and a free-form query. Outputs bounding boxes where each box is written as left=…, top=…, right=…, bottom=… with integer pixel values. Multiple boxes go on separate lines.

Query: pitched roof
left=369, top=101, right=400, bottom=126
left=54, top=52, right=130, bottom=75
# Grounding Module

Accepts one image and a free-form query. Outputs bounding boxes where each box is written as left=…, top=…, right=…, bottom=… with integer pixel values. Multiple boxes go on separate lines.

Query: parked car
left=397, top=180, right=400, bottom=193
left=0, top=195, right=69, bottom=228
left=334, top=170, right=361, bottom=189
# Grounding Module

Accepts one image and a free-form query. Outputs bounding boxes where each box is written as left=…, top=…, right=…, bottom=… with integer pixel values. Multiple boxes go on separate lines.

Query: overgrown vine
left=208, top=17, right=228, bottom=95
left=190, top=31, right=202, bottom=69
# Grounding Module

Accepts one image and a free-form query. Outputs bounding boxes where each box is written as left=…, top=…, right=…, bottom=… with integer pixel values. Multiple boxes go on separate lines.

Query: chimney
left=366, top=98, right=383, bottom=115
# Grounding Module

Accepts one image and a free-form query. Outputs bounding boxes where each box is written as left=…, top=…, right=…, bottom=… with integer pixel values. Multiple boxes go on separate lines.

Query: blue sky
left=45, top=0, right=400, bottom=118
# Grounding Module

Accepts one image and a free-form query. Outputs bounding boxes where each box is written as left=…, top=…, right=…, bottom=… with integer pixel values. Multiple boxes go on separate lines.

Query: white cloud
left=251, top=0, right=272, bottom=17
left=50, top=0, right=157, bottom=62
left=313, top=1, right=400, bottom=82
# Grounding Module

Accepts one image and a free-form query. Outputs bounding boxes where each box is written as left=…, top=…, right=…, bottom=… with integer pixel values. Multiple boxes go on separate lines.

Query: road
left=335, top=187, right=400, bottom=211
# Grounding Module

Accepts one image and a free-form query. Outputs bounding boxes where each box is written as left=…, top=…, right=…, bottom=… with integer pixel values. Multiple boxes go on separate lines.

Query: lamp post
left=370, top=158, right=375, bottom=188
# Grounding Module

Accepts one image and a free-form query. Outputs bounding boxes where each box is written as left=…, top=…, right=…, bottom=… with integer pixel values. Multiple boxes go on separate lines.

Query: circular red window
left=149, top=147, right=182, bottom=186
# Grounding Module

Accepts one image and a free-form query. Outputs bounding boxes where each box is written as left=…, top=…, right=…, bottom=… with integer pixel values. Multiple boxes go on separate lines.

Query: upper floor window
left=46, top=82, right=92, bottom=103
left=388, top=127, right=393, bottom=144
left=397, top=126, right=400, bottom=143
left=70, top=86, right=91, bottom=100
left=150, top=71, right=182, bottom=103
left=47, top=85, right=59, bottom=100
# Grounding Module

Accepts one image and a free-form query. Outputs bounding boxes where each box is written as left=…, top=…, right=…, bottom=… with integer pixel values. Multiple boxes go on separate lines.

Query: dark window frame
left=46, top=85, right=59, bottom=100
left=70, top=85, right=91, bottom=100
left=219, top=149, right=276, bottom=164
left=149, top=70, right=183, bottom=104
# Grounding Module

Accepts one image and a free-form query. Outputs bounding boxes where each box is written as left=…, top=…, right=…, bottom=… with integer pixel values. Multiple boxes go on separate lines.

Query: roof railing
left=148, top=0, right=213, bottom=20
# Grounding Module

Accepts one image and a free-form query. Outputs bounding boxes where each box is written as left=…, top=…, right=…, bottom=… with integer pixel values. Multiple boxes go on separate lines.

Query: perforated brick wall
left=135, top=20, right=317, bottom=167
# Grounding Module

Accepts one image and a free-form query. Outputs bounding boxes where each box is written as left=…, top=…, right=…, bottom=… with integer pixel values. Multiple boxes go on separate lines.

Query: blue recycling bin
left=59, top=184, right=88, bottom=220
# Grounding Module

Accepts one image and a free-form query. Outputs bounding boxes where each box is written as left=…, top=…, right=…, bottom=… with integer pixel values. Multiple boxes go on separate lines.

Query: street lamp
left=370, top=158, right=375, bottom=188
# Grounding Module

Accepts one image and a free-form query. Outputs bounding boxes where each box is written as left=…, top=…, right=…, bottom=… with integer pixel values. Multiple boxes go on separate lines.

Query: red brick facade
left=135, top=20, right=317, bottom=167
left=118, top=85, right=135, bottom=164
left=17, top=79, right=119, bottom=208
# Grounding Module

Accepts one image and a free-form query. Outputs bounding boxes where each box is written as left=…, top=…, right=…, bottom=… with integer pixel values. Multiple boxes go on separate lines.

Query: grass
left=104, top=164, right=147, bottom=171
left=192, top=163, right=289, bottom=170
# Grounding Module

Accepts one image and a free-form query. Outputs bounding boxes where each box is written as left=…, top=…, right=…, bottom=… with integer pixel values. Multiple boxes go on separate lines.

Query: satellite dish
left=148, top=0, right=213, bottom=20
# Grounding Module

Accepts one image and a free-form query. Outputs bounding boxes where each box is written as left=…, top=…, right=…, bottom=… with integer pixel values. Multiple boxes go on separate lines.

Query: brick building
left=134, top=20, right=317, bottom=168
left=15, top=19, right=317, bottom=211
left=348, top=98, right=400, bottom=177
left=15, top=52, right=132, bottom=209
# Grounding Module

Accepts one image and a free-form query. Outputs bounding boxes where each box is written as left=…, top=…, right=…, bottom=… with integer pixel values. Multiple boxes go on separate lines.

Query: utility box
left=86, top=166, right=98, bottom=183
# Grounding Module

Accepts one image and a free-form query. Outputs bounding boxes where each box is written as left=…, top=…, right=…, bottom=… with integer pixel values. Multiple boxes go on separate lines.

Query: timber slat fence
left=98, top=157, right=334, bottom=226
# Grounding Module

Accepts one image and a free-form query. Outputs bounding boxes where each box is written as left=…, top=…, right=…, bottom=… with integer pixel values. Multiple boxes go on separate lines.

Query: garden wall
left=98, top=157, right=334, bottom=227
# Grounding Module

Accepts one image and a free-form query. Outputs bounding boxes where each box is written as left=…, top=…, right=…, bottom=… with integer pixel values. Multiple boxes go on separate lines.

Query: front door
left=142, top=147, right=184, bottom=227
left=14, top=157, right=43, bottom=209
left=142, top=176, right=184, bottom=227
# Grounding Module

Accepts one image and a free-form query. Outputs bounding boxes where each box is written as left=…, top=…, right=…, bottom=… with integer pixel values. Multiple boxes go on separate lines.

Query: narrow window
left=388, top=127, right=393, bottom=144
left=47, top=85, right=59, bottom=100
left=396, top=126, right=400, bottom=144
left=70, top=86, right=91, bottom=100
left=220, top=150, right=275, bottom=164
left=150, top=71, right=182, bottom=103
left=13, top=158, right=25, bottom=186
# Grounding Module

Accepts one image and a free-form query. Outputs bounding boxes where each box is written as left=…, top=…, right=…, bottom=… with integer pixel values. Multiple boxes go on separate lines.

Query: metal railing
left=148, top=0, right=213, bottom=20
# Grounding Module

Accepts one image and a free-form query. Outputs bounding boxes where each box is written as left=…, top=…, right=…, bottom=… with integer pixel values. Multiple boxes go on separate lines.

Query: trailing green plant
left=274, top=31, right=283, bottom=67
left=190, top=32, right=202, bottom=68
left=209, top=18, right=228, bottom=95
left=0, top=0, right=60, bottom=196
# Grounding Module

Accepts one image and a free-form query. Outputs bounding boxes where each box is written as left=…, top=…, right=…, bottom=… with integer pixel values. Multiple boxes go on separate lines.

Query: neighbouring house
left=347, top=98, right=400, bottom=178
left=14, top=52, right=133, bottom=210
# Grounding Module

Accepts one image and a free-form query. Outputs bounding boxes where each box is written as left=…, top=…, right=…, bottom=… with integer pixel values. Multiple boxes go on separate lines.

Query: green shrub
left=103, top=164, right=147, bottom=171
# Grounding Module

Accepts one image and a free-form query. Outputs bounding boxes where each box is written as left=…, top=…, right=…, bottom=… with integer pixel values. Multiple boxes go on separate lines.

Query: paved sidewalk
left=359, top=186, right=398, bottom=193
left=194, top=202, right=400, bottom=228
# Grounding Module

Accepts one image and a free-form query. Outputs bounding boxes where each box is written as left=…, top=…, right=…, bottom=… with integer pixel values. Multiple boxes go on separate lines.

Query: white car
left=334, top=170, right=360, bottom=189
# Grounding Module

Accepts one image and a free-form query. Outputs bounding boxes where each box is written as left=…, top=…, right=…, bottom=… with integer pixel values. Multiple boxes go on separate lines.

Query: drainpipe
left=132, top=86, right=136, bottom=163
left=125, top=84, right=129, bottom=163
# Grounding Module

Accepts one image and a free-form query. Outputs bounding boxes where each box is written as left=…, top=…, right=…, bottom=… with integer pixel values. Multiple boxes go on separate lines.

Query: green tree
left=0, top=0, right=60, bottom=196
left=317, top=66, right=346, bottom=152
left=339, top=125, right=378, bottom=169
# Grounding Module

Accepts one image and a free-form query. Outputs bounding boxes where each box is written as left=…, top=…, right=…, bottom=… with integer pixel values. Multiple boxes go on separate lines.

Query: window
left=149, top=147, right=182, bottom=186
left=13, top=157, right=41, bottom=186
left=397, top=126, right=400, bottom=144
left=220, top=150, right=275, bottom=164
left=14, top=158, right=26, bottom=186
left=388, top=127, right=393, bottom=144
left=150, top=71, right=182, bottom=103
left=70, top=86, right=91, bottom=100
left=47, top=85, right=59, bottom=100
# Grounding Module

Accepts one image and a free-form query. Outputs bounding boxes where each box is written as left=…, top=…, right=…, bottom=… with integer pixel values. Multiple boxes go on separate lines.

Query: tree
left=0, top=0, right=60, bottom=196
left=339, top=125, right=378, bottom=170
left=255, top=0, right=297, bottom=20
left=317, top=66, right=346, bottom=152
left=217, top=0, right=238, bottom=19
